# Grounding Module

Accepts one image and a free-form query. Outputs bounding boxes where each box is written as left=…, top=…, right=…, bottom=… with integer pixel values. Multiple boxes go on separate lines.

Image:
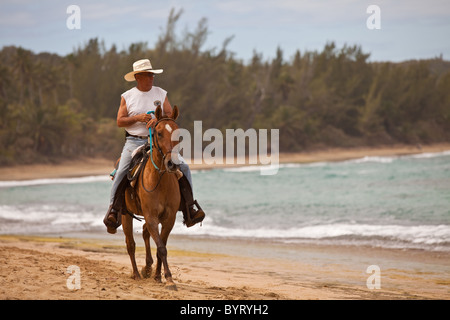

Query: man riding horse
left=103, top=58, right=205, bottom=234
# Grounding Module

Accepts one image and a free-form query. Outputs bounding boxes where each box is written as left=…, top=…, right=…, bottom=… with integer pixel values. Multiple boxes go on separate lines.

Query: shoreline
left=1, top=143, right=450, bottom=181
left=0, top=234, right=449, bottom=300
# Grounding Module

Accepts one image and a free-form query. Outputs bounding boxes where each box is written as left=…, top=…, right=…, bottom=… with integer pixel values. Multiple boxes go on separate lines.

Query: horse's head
left=153, top=105, right=180, bottom=173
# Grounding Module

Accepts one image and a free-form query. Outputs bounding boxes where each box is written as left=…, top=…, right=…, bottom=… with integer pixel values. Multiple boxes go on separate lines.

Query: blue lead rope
left=147, top=111, right=160, bottom=171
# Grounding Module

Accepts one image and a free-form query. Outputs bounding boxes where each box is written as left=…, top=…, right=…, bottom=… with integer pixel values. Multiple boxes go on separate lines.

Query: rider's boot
left=103, top=205, right=120, bottom=234
left=178, top=175, right=205, bottom=227
left=186, top=200, right=205, bottom=228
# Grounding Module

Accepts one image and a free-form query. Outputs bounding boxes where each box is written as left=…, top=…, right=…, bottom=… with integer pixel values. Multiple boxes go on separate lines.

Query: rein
left=147, top=111, right=160, bottom=171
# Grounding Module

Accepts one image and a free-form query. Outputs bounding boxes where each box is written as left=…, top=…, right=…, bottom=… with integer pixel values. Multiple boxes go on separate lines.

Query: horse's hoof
left=141, top=266, right=152, bottom=279
left=130, top=272, right=141, bottom=280
left=165, top=284, right=178, bottom=291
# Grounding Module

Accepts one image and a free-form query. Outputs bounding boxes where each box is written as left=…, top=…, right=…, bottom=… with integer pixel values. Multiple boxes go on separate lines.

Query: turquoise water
left=1, top=151, right=449, bottom=251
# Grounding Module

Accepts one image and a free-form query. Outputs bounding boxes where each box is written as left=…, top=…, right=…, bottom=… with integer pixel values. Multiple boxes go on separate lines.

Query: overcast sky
left=1, top=0, right=449, bottom=63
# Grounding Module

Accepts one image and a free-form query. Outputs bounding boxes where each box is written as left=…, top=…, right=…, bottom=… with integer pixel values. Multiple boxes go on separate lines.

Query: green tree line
left=1, top=9, right=449, bottom=165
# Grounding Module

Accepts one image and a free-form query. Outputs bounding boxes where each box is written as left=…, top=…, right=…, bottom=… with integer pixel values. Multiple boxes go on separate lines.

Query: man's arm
left=117, top=96, right=152, bottom=128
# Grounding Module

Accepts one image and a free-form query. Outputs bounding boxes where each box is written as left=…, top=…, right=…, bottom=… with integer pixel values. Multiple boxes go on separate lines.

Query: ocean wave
left=222, top=165, right=267, bottom=173
left=1, top=203, right=448, bottom=251
left=171, top=219, right=450, bottom=251
left=345, top=149, right=450, bottom=165
left=220, top=162, right=328, bottom=173
left=2, top=203, right=447, bottom=248
left=0, top=175, right=110, bottom=188
left=346, top=156, right=395, bottom=164
left=405, top=150, right=450, bottom=159
left=218, top=149, right=450, bottom=173
left=0, top=205, right=104, bottom=234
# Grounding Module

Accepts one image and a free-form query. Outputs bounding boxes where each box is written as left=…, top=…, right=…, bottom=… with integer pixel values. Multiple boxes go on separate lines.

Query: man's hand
left=136, top=113, right=152, bottom=123
left=146, top=118, right=157, bottom=129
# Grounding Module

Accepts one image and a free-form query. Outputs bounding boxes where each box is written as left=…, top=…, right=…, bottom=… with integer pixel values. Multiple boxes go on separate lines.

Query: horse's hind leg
left=122, top=213, right=141, bottom=280
left=141, top=223, right=153, bottom=278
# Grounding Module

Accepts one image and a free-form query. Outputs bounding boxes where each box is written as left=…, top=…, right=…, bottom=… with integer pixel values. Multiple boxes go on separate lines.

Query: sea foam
left=0, top=175, right=110, bottom=188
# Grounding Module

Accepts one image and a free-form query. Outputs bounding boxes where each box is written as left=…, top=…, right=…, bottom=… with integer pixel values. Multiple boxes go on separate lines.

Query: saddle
left=127, top=143, right=150, bottom=186
left=110, top=144, right=204, bottom=228
left=109, top=143, right=149, bottom=184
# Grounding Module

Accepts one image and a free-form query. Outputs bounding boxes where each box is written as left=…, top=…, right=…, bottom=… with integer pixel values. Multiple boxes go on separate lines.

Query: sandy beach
left=0, top=234, right=449, bottom=300
left=1, top=144, right=449, bottom=300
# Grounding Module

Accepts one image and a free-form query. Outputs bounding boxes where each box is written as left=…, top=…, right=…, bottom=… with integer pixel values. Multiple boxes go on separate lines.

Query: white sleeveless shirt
left=121, top=86, right=167, bottom=136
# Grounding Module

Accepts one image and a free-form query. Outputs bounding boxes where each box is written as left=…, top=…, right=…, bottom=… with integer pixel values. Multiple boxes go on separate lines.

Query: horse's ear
left=155, top=105, right=162, bottom=120
left=172, top=105, right=179, bottom=120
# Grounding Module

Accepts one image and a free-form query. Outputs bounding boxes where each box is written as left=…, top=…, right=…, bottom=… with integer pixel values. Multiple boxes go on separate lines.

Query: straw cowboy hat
left=124, top=59, right=163, bottom=81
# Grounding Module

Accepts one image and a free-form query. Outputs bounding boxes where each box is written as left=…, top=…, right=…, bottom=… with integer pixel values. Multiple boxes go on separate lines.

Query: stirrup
left=185, top=200, right=205, bottom=228
left=103, top=206, right=121, bottom=234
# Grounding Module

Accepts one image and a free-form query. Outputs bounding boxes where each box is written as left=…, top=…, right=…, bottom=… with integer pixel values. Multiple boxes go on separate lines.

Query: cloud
left=0, top=0, right=449, bottom=61
left=0, top=11, right=36, bottom=27
left=214, top=0, right=363, bottom=24
left=80, top=3, right=142, bottom=21
left=213, top=0, right=450, bottom=25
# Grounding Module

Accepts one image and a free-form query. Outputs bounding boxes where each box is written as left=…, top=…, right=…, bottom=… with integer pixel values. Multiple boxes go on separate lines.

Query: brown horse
left=123, top=104, right=181, bottom=290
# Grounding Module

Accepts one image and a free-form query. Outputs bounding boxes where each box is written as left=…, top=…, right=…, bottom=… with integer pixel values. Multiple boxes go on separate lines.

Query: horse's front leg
left=145, top=218, right=176, bottom=290
left=160, top=215, right=177, bottom=290
left=149, top=221, right=163, bottom=284
left=122, top=213, right=141, bottom=280
left=141, top=223, right=153, bottom=278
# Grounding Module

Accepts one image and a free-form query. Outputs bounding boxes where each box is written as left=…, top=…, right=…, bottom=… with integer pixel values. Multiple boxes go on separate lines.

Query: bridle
left=150, top=117, right=178, bottom=172
left=140, top=116, right=178, bottom=194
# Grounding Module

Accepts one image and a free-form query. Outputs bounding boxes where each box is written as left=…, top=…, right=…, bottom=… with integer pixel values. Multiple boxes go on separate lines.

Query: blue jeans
left=109, top=136, right=193, bottom=205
